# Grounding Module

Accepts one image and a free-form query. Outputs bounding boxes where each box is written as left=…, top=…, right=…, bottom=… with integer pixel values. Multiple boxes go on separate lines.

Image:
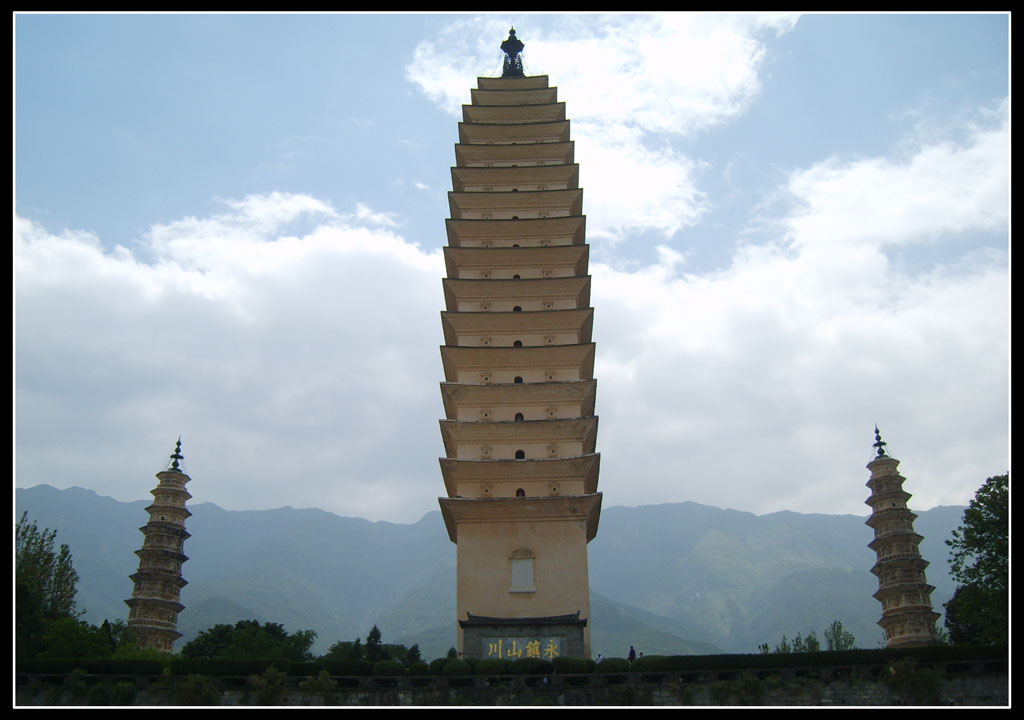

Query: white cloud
left=574, top=122, right=708, bottom=242
left=407, top=14, right=794, bottom=132
left=588, top=107, right=1008, bottom=516
left=406, top=14, right=796, bottom=240
left=15, top=196, right=447, bottom=523
left=783, top=106, right=1009, bottom=252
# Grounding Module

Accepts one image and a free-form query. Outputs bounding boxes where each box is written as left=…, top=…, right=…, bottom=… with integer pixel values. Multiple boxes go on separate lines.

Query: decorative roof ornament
left=872, top=425, right=888, bottom=458
left=168, top=436, right=184, bottom=472
left=501, top=27, right=525, bottom=78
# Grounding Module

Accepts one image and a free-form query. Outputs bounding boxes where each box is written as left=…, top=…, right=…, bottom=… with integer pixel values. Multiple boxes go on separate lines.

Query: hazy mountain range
left=15, top=484, right=965, bottom=660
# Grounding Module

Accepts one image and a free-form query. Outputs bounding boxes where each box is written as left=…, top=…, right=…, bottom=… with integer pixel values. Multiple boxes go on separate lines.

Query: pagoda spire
left=168, top=435, right=184, bottom=471
left=500, top=27, right=525, bottom=77
left=124, top=439, right=193, bottom=653
left=872, top=424, right=887, bottom=457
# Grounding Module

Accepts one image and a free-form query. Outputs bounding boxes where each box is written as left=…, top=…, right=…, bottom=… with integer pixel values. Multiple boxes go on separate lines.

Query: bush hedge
left=441, top=658, right=473, bottom=676
left=169, top=657, right=292, bottom=677
left=319, top=659, right=373, bottom=677
left=17, top=658, right=166, bottom=676
left=428, top=657, right=450, bottom=675
left=507, top=657, right=554, bottom=675
left=474, top=658, right=510, bottom=676
left=595, top=657, right=630, bottom=673
left=371, top=659, right=408, bottom=676
left=552, top=656, right=594, bottom=674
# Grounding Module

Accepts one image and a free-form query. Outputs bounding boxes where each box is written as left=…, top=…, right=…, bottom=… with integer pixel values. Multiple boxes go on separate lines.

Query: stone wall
left=16, top=662, right=1008, bottom=706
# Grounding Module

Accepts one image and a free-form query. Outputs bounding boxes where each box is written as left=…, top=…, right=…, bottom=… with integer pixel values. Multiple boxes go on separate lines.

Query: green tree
left=944, top=473, right=1008, bottom=645
left=16, top=512, right=80, bottom=617
left=37, top=617, right=113, bottom=660
left=945, top=583, right=995, bottom=645
left=792, top=631, right=820, bottom=653
left=772, top=635, right=792, bottom=654
left=768, top=626, right=841, bottom=653
left=322, top=640, right=354, bottom=661
left=824, top=620, right=857, bottom=651
left=365, top=625, right=384, bottom=663
left=406, top=643, right=421, bottom=665
left=348, top=637, right=364, bottom=660
left=16, top=512, right=82, bottom=658
left=181, top=619, right=316, bottom=661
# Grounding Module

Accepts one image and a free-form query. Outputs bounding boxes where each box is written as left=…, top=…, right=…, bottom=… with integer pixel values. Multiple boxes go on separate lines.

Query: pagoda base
left=459, top=612, right=587, bottom=661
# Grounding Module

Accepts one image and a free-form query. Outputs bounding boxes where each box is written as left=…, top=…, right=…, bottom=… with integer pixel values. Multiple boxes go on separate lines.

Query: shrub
left=883, top=657, right=942, bottom=704
left=298, top=670, right=336, bottom=705
left=631, top=654, right=673, bottom=672
left=18, top=658, right=164, bottom=675
left=175, top=674, right=221, bottom=706
left=372, top=659, right=408, bottom=676
left=288, top=661, right=320, bottom=677
left=170, top=657, right=291, bottom=677
left=248, top=665, right=289, bottom=706
left=86, top=681, right=112, bottom=706
left=507, top=657, right=554, bottom=675
left=441, top=658, right=474, bottom=687
left=109, top=680, right=138, bottom=706
left=408, top=661, right=430, bottom=676
left=442, top=658, right=473, bottom=676
left=65, top=668, right=90, bottom=703
left=429, top=657, right=450, bottom=674
left=474, top=658, right=510, bottom=676
left=319, top=659, right=372, bottom=677
left=406, top=661, right=432, bottom=687
left=595, top=657, right=630, bottom=673
left=552, top=656, right=594, bottom=675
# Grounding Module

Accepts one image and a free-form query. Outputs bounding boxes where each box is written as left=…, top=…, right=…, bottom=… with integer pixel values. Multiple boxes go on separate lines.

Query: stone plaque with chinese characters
left=483, top=636, right=565, bottom=660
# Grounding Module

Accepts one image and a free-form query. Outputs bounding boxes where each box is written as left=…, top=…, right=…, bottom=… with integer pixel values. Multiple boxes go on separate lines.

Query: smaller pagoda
left=124, top=438, right=193, bottom=653
left=864, top=427, right=940, bottom=647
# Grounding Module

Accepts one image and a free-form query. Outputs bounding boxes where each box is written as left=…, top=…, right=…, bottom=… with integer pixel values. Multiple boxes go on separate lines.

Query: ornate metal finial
left=169, top=436, right=184, bottom=471
left=872, top=425, right=888, bottom=458
left=501, top=27, right=525, bottom=78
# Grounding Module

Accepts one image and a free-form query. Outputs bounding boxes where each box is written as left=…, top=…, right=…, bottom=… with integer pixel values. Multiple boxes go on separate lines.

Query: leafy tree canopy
left=775, top=631, right=819, bottom=653
left=323, top=638, right=367, bottom=661
left=947, top=474, right=1008, bottom=591
left=181, top=619, right=316, bottom=661
left=37, top=617, right=113, bottom=660
left=824, top=620, right=857, bottom=651
left=16, top=512, right=80, bottom=621
left=16, top=512, right=82, bottom=659
left=322, top=627, right=418, bottom=666
left=762, top=621, right=856, bottom=654
left=365, top=624, right=383, bottom=662
left=944, top=473, right=1008, bottom=645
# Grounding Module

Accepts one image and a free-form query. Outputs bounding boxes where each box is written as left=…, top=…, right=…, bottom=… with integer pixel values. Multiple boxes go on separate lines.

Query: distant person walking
left=628, top=645, right=636, bottom=663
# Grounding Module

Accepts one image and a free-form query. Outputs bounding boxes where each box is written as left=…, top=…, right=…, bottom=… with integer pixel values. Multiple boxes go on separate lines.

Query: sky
left=14, top=12, right=1010, bottom=525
